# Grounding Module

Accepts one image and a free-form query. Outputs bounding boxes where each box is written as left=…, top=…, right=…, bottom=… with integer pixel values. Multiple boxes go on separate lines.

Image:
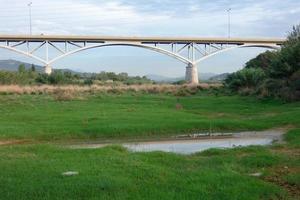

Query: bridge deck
left=0, top=35, right=285, bottom=45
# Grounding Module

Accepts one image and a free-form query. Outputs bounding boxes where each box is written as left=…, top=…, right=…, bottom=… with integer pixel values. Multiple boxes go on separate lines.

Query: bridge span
left=0, top=35, right=285, bottom=84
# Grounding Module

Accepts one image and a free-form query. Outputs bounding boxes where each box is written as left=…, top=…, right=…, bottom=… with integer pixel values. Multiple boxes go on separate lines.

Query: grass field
left=0, top=93, right=299, bottom=140
left=0, top=129, right=299, bottom=200
left=0, top=92, right=299, bottom=199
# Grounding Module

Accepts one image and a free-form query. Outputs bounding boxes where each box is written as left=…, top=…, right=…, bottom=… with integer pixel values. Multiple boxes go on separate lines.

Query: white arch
left=0, top=44, right=47, bottom=64
left=48, top=42, right=191, bottom=65
left=194, top=44, right=280, bottom=64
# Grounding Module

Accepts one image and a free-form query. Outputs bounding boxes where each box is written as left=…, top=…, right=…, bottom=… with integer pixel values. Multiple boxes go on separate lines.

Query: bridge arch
left=0, top=40, right=281, bottom=84
left=48, top=43, right=191, bottom=65
left=195, top=44, right=280, bottom=64
left=0, top=42, right=280, bottom=68
left=0, top=44, right=47, bottom=65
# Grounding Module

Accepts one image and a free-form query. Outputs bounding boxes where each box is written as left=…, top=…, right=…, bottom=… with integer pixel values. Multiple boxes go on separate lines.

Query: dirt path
left=0, top=140, right=29, bottom=146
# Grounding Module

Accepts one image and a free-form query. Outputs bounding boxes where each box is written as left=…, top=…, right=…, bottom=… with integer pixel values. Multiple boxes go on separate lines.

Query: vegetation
left=0, top=128, right=299, bottom=200
left=0, top=84, right=218, bottom=96
left=225, top=24, right=300, bottom=101
left=0, top=93, right=299, bottom=140
left=0, top=68, right=152, bottom=85
left=0, top=87, right=299, bottom=200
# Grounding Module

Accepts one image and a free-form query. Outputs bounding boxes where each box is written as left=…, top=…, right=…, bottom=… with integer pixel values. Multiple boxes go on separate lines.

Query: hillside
left=0, top=59, right=80, bottom=74
left=0, top=59, right=44, bottom=72
left=209, top=73, right=229, bottom=82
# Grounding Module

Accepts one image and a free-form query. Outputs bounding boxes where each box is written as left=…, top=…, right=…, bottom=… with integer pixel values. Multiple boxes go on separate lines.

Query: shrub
left=52, top=88, right=76, bottom=101
left=225, top=68, right=266, bottom=93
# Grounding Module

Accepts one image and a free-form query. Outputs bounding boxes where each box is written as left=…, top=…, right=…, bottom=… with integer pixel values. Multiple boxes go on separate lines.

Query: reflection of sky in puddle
left=124, top=138, right=274, bottom=154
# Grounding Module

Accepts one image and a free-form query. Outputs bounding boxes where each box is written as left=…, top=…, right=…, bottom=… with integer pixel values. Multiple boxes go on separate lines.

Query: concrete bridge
left=0, top=35, right=285, bottom=84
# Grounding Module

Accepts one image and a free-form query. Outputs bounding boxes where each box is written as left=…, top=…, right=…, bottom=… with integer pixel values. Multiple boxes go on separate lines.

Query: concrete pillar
left=185, top=63, right=199, bottom=84
left=44, top=64, right=52, bottom=75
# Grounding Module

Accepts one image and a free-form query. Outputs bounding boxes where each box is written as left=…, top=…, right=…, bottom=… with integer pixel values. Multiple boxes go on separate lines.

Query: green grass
left=0, top=93, right=299, bottom=140
left=0, top=92, right=299, bottom=199
left=0, top=129, right=299, bottom=200
left=284, top=129, right=300, bottom=148
left=285, top=173, right=300, bottom=187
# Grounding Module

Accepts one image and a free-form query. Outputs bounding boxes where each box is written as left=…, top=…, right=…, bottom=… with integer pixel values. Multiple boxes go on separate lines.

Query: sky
left=0, top=0, right=299, bottom=77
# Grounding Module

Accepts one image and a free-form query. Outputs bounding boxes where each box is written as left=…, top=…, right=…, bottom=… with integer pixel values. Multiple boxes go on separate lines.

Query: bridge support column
left=44, top=64, right=52, bottom=75
left=185, top=63, right=199, bottom=84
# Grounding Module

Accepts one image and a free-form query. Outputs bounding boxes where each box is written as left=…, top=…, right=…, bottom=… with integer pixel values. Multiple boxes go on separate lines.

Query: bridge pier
left=44, top=65, right=52, bottom=75
left=185, top=63, right=199, bottom=84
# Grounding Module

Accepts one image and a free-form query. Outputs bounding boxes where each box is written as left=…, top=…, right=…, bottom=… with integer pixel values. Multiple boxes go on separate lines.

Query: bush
left=83, top=79, right=93, bottom=85
left=225, top=68, right=266, bottom=93
left=52, top=88, right=75, bottom=101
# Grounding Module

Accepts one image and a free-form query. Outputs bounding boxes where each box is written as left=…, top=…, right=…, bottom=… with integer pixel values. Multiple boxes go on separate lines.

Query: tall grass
left=0, top=83, right=221, bottom=95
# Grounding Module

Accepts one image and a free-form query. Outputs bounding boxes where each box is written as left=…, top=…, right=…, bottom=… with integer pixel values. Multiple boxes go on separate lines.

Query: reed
left=0, top=83, right=221, bottom=95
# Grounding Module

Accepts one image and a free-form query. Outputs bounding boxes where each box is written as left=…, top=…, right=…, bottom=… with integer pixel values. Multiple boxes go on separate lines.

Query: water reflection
left=69, top=130, right=284, bottom=155
left=124, top=137, right=274, bottom=154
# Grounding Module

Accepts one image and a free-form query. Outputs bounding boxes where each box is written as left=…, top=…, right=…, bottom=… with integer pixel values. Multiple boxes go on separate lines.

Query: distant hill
left=0, top=59, right=78, bottom=74
left=0, top=59, right=44, bottom=72
left=146, top=73, right=217, bottom=83
left=146, top=74, right=182, bottom=83
left=208, top=73, right=229, bottom=82
left=199, top=73, right=217, bottom=81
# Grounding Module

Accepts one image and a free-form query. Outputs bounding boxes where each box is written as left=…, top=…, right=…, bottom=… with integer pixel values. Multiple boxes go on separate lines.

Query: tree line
left=0, top=65, right=152, bottom=85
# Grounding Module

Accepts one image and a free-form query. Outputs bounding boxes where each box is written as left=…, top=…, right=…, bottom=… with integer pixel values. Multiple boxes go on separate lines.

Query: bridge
left=0, top=35, right=285, bottom=84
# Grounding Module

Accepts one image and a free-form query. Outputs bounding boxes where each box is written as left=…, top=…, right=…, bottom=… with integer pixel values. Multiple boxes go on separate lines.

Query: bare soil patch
left=0, top=140, right=29, bottom=146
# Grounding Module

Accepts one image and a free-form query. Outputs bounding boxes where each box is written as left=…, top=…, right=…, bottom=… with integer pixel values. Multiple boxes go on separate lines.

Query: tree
left=245, top=51, right=277, bottom=72
left=286, top=24, right=300, bottom=47
left=18, top=64, right=26, bottom=73
left=31, top=64, right=36, bottom=72
left=225, top=68, right=266, bottom=91
left=48, top=71, right=65, bottom=84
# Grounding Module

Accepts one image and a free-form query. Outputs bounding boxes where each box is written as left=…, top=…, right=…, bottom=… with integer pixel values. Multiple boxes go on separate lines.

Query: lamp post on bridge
left=28, top=2, right=32, bottom=35
left=227, top=8, right=232, bottom=39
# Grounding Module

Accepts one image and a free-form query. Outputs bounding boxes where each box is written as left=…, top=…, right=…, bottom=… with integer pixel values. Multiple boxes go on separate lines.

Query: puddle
left=69, top=130, right=285, bottom=154
left=124, top=137, right=274, bottom=154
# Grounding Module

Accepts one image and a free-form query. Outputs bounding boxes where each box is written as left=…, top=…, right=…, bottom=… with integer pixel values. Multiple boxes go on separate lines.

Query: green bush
left=0, top=69, right=37, bottom=85
left=225, top=68, right=266, bottom=93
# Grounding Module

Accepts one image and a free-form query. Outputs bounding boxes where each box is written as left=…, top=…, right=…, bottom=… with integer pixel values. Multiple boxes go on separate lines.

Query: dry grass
left=175, top=103, right=183, bottom=110
left=52, top=88, right=77, bottom=101
left=0, top=83, right=222, bottom=96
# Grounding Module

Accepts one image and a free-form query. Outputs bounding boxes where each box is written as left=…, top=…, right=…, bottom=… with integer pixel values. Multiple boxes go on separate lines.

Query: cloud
left=0, top=0, right=299, bottom=37
left=0, top=0, right=172, bottom=35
